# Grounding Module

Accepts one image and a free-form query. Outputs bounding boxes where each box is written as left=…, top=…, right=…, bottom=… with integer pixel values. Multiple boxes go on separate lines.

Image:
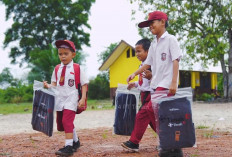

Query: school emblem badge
left=68, top=79, right=74, bottom=87
left=161, top=53, right=166, bottom=61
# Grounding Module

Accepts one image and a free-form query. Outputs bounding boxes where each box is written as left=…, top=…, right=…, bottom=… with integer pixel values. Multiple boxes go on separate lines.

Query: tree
left=98, top=42, right=118, bottom=64
left=1, top=0, right=95, bottom=65
left=0, top=68, right=13, bottom=85
left=88, top=72, right=110, bottom=99
left=130, top=0, right=232, bottom=98
left=0, top=67, right=24, bottom=88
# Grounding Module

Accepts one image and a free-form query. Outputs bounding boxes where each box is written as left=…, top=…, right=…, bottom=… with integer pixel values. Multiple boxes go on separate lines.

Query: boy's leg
left=72, top=128, right=80, bottom=152
left=56, top=111, right=64, bottom=131
left=55, top=109, right=76, bottom=156
left=73, top=128, right=79, bottom=142
left=129, top=107, right=151, bottom=144
left=62, top=109, right=76, bottom=142
left=121, top=108, right=150, bottom=152
left=140, top=92, right=157, bottom=133
left=122, top=92, right=157, bottom=152
left=129, top=92, right=153, bottom=144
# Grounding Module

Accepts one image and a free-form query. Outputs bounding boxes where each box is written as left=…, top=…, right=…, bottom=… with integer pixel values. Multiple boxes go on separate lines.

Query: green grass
left=102, top=130, right=108, bottom=139
left=0, top=102, right=33, bottom=115
left=202, top=123, right=216, bottom=138
left=87, top=99, right=114, bottom=111
left=0, top=99, right=114, bottom=115
left=196, top=125, right=210, bottom=129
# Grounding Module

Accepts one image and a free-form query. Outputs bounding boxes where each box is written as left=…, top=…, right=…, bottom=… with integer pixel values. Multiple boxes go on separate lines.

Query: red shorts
left=56, top=109, right=76, bottom=133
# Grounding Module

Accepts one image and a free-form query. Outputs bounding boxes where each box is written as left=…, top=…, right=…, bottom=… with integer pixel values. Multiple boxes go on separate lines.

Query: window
left=200, top=72, right=211, bottom=89
left=132, top=49, right=135, bottom=57
left=179, top=71, right=191, bottom=87
left=127, top=48, right=130, bottom=58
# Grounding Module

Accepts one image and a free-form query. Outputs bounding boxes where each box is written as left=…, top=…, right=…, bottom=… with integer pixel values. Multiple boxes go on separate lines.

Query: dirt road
left=0, top=102, right=231, bottom=135
left=0, top=102, right=232, bottom=156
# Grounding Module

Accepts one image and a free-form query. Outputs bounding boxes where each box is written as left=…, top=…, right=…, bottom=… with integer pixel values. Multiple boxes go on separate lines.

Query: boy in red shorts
left=44, top=39, right=88, bottom=156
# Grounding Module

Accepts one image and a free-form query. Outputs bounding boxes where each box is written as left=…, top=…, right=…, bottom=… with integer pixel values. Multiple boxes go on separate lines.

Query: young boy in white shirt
left=121, top=39, right=157, bottom=152
left=127, top=11, right=183, bottom=157
left=44, top=40, right=88, bottom=156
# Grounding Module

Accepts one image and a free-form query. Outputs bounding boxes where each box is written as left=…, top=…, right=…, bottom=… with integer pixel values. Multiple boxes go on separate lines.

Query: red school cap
left=138, top=11, right=168, bottom=28
left=55, top=40, right=76, bottom=52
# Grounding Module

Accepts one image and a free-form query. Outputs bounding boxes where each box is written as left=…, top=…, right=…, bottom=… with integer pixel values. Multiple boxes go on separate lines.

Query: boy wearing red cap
left=127, top=11, right=183, bottom=157
left=44, top=40, right=88, bottom=156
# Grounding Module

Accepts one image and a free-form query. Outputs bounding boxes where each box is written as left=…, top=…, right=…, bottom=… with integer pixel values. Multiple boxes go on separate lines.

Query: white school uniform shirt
left=144, top=31, right=182, bottom=90
left=134, top=60, right=153, bottom=92
left=51, top=60, right=89, bottom=111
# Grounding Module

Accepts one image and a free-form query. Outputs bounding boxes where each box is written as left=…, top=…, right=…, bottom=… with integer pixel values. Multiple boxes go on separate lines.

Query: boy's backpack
left=55, top=63, right=88, bottom=114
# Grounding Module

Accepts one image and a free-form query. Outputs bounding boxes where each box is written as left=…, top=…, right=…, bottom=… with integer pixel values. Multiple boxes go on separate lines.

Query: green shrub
left=0, top=89, right=6, bottom=104
left=88, top=73, right=110, bottom=99
left=217, top=74, right=223, bottom=96
left=0, top=84, right=33, bottom=103
left=22, top=93, right=33, bottom=102
left=11, top=96, right=22, bottom=105
left=196, top=93, right=214, bottom=101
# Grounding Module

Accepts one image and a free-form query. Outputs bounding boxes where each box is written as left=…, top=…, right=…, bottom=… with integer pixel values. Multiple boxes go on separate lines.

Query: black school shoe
left=159, top=148, right=183, bottom=157
left=121, top=141, right=139, bottom=152
left=55, top=145, right=73, bottom=156
left=72, top=140, right=80, bottom=152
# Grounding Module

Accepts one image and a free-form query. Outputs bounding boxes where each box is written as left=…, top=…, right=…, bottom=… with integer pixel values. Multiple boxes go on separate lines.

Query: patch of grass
left=0, top=99, right=114, bottom=115
left=202, top=124, right=215, bottom=138
left=0, top=138, right=2, bottom=143
left=190, top=153, right=200, bottom=157
left=87, top=99, right=114, bottom=111
left=29, top=136, right=35, bottom=144
left=0, top=153, right=11, bottom=156
left=152, top=132, right=158, bottom=138
left=149, top=128, right=157, bottom=138
left=203, top=131, right=213, bottom=138
left=102, top=130, right=108, bottom=139
left=0, top=102, right=32, bottom=115
left=196, top=125, right=209, bottom=129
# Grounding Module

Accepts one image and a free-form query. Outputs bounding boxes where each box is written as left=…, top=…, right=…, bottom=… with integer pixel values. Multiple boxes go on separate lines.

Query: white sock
left=73, top=128, right=79, bottom=142
left=65, top=139, right=73, bottom=146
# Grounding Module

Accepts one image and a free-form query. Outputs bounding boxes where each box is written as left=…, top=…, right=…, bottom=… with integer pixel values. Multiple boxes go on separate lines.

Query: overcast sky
left=0, top=0, right=144, bottom=80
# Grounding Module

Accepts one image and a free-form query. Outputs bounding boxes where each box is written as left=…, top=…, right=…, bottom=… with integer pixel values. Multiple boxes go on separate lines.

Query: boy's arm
left=127, top=64, right=151, bottom=83
left=44, top=69, right=57, bottom=88
left=127, top=82, right=137, bottom=90
left=169, top=59, right=179, bottom=94
left=43, top=81, right=57, bottom=88
left=78, top=84, right=88, bottom=108
left=143, top=69, right=152, bottom=80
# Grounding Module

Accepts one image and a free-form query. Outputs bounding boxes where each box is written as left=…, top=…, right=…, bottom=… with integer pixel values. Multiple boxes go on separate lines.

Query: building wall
left=179, top=71, right=219, bottom=98
left=109, top=47, right=140, bottom=88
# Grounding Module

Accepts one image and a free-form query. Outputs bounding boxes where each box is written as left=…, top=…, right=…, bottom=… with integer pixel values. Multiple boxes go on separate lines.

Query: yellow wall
left=109, top=47, right=141, bottom=88
left=191, top=72, right=200, bottom=89
left=195, top=72, right=200, bottom=86
left=191, top=72, right=196, bottom=89
left=211, top=73, right=217, bottom=89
